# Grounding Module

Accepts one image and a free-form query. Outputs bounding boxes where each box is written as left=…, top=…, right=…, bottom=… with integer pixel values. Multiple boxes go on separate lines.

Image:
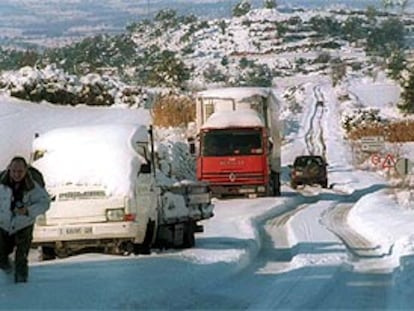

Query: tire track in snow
left=322, top=204, right=390, bottom=259
left=304, top=86, right=326, bottom=158
left=266, top=204, right=309, bottom=248
left=315, top=87, right=327, bottom=158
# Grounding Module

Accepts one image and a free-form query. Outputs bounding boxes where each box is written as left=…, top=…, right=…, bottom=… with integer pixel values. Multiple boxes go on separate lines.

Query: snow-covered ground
left=0, top=70, right=413, bottom=309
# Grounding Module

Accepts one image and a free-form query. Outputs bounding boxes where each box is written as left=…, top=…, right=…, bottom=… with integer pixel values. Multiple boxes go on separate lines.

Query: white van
left=31, top=124, right=213, bottom=259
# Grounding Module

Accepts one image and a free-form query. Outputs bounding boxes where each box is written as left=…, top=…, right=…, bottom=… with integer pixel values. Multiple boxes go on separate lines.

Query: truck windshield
left=202, top=129, right=263, bottom=156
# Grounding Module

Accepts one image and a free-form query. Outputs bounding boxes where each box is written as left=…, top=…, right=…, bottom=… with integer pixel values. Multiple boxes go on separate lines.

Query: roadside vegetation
left=152, top=94, right=195, bottom=127
left=346, top=120, right=414, bottom=143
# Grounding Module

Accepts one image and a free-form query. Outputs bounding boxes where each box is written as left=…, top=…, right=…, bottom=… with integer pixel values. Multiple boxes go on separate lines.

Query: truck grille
left=201, top=172, right=265, bottom=184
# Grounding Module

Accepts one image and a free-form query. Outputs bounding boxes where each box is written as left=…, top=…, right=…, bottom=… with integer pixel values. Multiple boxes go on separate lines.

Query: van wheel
left=40, top=246, right=56, bottom=261
left=55, top=248, right=70, bottom=259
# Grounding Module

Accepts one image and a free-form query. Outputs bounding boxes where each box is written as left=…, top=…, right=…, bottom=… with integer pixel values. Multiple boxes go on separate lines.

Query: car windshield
left=294, top=156, right=324, bottom=167
left=201, top=128, right=262, bottom=157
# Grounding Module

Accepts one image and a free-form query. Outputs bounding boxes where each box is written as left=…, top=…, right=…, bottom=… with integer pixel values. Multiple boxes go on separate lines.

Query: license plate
left=62, top=226, right=93, bottom=235
left=188, top=193, right=210, bottom=205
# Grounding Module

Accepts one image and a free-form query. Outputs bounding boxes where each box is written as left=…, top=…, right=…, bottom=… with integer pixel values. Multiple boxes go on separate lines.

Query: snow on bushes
left=343, top=108, right=414, bottom=142
left=341, top=108, right=388, bottom=134
left=0, top=65, right=151, bottom=107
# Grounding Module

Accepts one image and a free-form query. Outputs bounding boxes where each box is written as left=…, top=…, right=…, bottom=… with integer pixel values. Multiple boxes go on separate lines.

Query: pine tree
left=232, top=0, right=251, bottom=17
left=264, top=0, right=277, bottom=9
left=399, top=71, right=414, bottom=114
left=387, top=49, right=406, bottom=81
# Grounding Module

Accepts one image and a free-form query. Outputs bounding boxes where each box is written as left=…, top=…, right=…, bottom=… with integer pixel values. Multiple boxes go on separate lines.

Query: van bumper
left=32, top=221, right=145, bottom=245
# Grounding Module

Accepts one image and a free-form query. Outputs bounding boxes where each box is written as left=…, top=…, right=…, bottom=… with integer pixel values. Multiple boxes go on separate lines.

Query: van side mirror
left=139, top=162, right=151, bottom=174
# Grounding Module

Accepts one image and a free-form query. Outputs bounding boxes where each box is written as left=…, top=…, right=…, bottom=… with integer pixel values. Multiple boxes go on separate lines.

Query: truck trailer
left=193, top=87, right=281, bottom=198
left=30, top=124, right=214, bottom=259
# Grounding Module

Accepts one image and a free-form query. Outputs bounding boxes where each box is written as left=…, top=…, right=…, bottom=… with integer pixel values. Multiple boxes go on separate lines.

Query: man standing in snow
left=0, top=156, right=50, bottom=283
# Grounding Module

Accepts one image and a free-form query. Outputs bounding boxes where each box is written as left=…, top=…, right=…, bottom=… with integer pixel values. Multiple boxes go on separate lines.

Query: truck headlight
left=106, top=208, right=125, bottom=222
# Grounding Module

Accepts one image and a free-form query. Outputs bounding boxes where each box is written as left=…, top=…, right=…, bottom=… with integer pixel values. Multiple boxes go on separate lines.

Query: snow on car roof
left=201, top=109, right=265, bottom=129
left=196, top=87, right=272, bottom=101
left=32, top=123, right=148, bottom=196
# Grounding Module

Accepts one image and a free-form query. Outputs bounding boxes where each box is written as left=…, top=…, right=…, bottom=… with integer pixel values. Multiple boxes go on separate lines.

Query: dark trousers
left=0, top=225, right=33, bottom=279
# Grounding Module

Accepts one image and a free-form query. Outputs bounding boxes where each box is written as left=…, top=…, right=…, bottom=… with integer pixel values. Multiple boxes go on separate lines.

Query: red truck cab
left=193, top=88, right=281, bottom=198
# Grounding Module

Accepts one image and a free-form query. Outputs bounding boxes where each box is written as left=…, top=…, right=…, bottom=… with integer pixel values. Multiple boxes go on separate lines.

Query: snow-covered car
left=289, top=155, right=328, bottom=189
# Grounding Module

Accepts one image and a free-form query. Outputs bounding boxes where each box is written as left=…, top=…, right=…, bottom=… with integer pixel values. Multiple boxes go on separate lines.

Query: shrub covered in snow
left=0, top=65, right=151, bottom=107
left=341, top=108, right=388, bottom=133
left=343, top=108, right=414, bottom=142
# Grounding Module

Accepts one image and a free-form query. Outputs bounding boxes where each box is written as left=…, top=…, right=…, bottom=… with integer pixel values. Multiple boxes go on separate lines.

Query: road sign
left=370, top=154, right=381, bottom=166
left=382, top=154, right=396, bottom=169
left=395, top=158, right=414, bottom=176
left=360, top=136, right=384, bottom=153
left=360, top=136, right=385, bottom=143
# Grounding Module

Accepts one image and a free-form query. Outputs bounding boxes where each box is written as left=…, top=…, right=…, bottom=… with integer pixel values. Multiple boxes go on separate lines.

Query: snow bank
left=348, top=191, right=414, bottom=258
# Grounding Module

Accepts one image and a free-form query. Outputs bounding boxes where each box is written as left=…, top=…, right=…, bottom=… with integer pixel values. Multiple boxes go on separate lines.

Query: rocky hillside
left=0, top=5, right=411, bottom=107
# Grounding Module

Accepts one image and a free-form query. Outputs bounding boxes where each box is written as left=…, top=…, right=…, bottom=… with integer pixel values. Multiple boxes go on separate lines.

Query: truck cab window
left=202, top=128, right=262, bottom=157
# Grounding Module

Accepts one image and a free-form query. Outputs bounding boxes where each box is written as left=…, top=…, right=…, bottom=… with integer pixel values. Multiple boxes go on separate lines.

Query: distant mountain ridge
left=0, top=0, right=391, bottom=49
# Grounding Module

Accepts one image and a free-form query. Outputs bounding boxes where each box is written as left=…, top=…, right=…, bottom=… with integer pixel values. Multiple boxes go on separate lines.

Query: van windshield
left=201, top=128, right=263, bottom=156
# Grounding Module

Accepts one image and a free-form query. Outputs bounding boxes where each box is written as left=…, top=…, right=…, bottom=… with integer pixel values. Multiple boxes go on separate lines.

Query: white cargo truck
left=30, top=124, right=214, bottom=259
left=192, top=87, right=281, bottom=197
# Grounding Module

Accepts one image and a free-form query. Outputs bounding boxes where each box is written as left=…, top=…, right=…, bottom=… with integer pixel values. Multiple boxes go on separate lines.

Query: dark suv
left=289, top=155, right=328, bottom=189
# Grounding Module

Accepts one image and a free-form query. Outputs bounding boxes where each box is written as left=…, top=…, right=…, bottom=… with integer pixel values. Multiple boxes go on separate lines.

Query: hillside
left=0, top=6, right=410, bottom=89
left=0, top=5, right=412, bottom=130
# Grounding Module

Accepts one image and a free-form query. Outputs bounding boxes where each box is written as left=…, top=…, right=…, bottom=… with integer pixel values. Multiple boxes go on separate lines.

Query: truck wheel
left=273, top=172, right=281, bottom=196
left=40, top=246, right=56, bottom=261
left=182, top=222, right=195, bottom=248
left=134, top=220, right=155, bottom=255
left=269, top=171, right=281, bottom=196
